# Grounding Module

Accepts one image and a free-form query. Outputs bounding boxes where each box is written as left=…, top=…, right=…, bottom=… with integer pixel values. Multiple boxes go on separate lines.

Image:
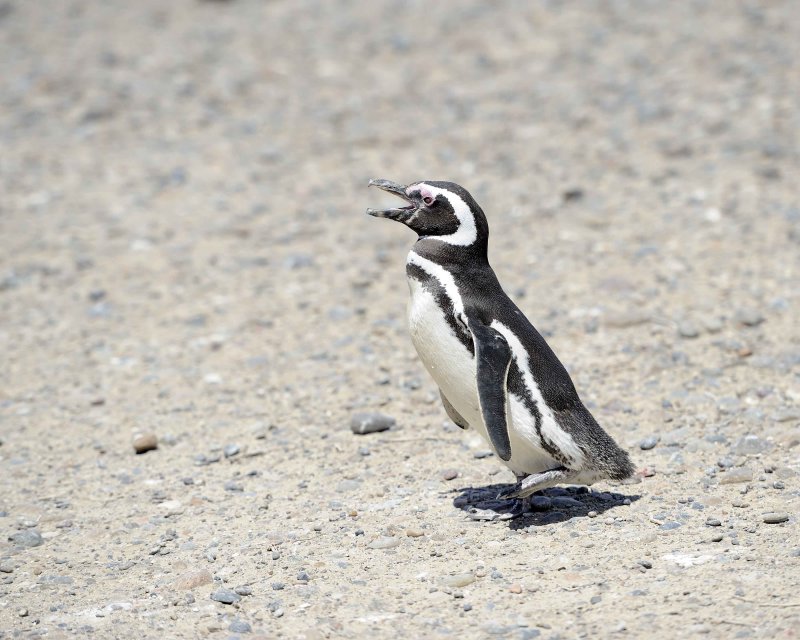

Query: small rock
left=271, top=582, right=285, bottom=591
left=406, top=529, right=425, bottom=538
left=273, top=608, right=285, bottom=618
left=223, top=444, right=240, bottom=458
left=172, top=569, right=213, bottom=591
left=0, top=560, right=14, bottom=573
left=473, top=450, right=494, bottom=459
left=730, top=435, right=771, bottom=456
left=678, top=320, right=700, bottom=339
left=763, top=512, right=789, bottom=524
left=735, top=309, right=764, bottom=327
left=509, top=584, right=523, bottom=594
left=441, top=469, right=459, bottom=481
left=133, top=432, right=158, bottom=454
left=228, top=620, right=251, bottom=633
left=210, top=589, right=241, bottom=605
left=9, top=529, right=43, bottom=548
left=637, top=560, right=653, bottom=569
left=234, top=586, right=252, bottom=596
left=640, top=435, right=660, bottom=450
left=368, top=536, right=400, bottom=550
left=224, top=481, right=244, bottom=492
left=441, top=573, right=476, bottom=588
left=350, top=412, right=395, bottom=435
left=719, top=467, right=752, bottom=485
left=705, top=518, right=722, bottom=527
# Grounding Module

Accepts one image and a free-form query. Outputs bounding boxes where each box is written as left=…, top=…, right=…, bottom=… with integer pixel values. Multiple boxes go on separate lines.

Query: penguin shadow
left=451, top=483, right=640, bottom=528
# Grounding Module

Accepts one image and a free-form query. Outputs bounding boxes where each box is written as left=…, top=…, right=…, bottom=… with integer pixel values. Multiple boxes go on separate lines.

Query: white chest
left=406, top=277, right=480, bottom=420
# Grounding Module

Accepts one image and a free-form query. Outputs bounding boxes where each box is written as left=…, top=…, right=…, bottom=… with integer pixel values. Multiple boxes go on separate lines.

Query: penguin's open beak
left=366, top=178, right=418, bottom=220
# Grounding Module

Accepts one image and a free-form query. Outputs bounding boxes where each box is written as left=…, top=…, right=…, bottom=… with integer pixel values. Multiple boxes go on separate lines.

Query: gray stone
left=368, top=536, right=400, bottom=549
left=210, top=589, right=241, bottom=604
left=224, top=481, right=244, bottom=492
left=350, top=412, right=395, bottom=435
left=730, top=435, right=771, bottom=456
left=719, top=467, right=753, bottom=484
left=9, top=529, right=43, bottom=548
left=223, top=444, right=240, bottom=458
left=441, top=572, right=476, bottom=588
left=735, top=308, right=764, bottom=327
left=640, top=435, right=660, bottom=450
left=473, top=450, right=494, bottom=459
left=228, top=619, right=251, bottom=633
left=678, top=320, right=700, bottom=338
left=706, top=518, right=722, bottom=527
left=659, top=521, right=682, bottom=530
left=234, top=586, right=252, bottom=596
left=763, top=512, right=789, bottom=524
left=0, top=560, right=14, bottom=573
left=271, top=582, right=285, bottom=590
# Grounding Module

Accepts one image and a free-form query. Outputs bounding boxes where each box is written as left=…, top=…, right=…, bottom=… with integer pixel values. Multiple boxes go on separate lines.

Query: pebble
left=473, top=450, right=494, bottom=459
left=172, top=569, right=213, bottom=591
left=706, top=518, right=722, bottom=527
left=678, top=320, right=700, bottom=338
left=9, top=529, right=43, bottom=548
left=406, top=529, right=425, bottom=538
left=368, top=536, right=400, bottom=550
left=350, top=412, right=395, bottom=435
left=730, top=435, right=771, bottom=456
left=441, top=469, right=459, bottom=481
left=463, top=603, right=473, bottom=612
left=509, top=583, right=522, bottom=594
left=587, top=510, right=598, bottom=518
left=637, top=560, right=653, bottom=569
left=735, top=308, right=764, bottom=327
left=228, top=620, right=251, bottom=633
left=224, top=481, right=244, bottom=492
left=0, top=560, right=13, bottom=573
left=223, top=444, right=240, bottom=458
left=210, top=589, right=241, bottom=605
left=132, top=432, right=158, bottom=454
left=718, top=467, right=753, bottom=484
left=234, top=586, right=252, bottom=596
left=763, top=512, right=789, bottom=524
left=710, top=534, right=724, bottom=542
left=640, top=435, right=660, bottom=450
left=442, top=573, right=476, bottom=588
left=272, top=582, right=285, bottom=590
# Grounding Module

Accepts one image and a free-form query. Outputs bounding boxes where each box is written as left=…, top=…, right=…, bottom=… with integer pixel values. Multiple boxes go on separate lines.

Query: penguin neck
left=411, top=235, right=490, bottom=270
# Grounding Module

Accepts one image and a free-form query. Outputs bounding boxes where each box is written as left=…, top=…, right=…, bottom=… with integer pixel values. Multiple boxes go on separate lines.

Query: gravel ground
left=1, top=1, right=799, bottom=638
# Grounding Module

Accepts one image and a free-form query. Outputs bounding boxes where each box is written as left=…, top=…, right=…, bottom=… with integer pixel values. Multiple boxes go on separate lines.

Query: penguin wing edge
left=467, top=317, right=513, bottom=461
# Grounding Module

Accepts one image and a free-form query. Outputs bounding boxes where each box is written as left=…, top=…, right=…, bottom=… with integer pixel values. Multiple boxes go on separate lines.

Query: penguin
left=367, top=178, right=635, bottom=519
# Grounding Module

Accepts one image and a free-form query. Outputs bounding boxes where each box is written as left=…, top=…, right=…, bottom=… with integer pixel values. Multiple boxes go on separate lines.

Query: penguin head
left=367, top=179, right=488, bottom=248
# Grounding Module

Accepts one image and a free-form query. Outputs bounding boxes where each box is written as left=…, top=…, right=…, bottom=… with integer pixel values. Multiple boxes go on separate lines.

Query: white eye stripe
left=416, top=184, right=478, bottom=246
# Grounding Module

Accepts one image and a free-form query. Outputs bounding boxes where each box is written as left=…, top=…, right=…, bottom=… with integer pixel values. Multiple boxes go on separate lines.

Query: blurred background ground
left=0, top=1, right=798, bottom=638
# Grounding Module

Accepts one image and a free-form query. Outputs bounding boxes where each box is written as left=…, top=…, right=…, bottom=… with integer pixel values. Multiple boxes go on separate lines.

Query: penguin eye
left=423, top=195, right=434, bottom=206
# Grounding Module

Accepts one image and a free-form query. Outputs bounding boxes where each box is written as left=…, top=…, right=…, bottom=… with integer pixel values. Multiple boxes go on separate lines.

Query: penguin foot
left=498, top=467, right=578, bottom=500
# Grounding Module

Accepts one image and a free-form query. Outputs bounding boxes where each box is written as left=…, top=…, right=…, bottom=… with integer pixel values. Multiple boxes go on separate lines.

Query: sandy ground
left=1, top=1, right=799, bottom=638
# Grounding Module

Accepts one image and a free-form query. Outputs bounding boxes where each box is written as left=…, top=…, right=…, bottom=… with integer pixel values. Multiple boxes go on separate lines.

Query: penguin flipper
left=439, top=389, right=469, bottom=430
left=467, top=317, right=513, bottom=461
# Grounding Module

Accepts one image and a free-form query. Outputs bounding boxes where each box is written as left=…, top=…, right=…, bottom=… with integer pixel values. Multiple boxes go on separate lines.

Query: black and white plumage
left=367, top=179, right=634, bottom=517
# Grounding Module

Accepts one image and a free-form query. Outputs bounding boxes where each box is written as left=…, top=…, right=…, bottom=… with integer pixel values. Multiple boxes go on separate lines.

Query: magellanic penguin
left=367, top=179, right=635, bottom=518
